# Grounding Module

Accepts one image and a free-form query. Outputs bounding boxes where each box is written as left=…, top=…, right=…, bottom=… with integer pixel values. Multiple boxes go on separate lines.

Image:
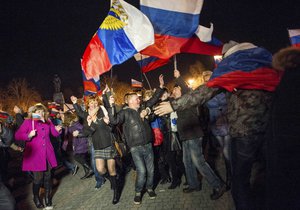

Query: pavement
left=9, top=151, right=235, bottom=210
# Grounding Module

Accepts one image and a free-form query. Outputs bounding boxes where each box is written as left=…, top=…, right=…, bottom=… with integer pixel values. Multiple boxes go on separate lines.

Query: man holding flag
left=154, top=42, right=282, bottom=209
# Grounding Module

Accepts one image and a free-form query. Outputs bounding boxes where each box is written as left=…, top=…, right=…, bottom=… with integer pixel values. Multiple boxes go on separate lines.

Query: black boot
left=110, top=175, right=120, bottom=204
left=81, top=164, right=94, bottom=180
left=103, top=172, right=112, bottom=189
left=225, top=159, right=232, bottom=191
left=32, top=184, right=44, bottom=209
left=168, top=178, right=181, bottom=189
left=44, top=183, right=53, bottom=208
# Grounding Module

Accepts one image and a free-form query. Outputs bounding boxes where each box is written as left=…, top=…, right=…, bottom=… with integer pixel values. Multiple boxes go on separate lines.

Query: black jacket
left=105, top=88, right=164, bottom=149
left=175, top=77, right=204, bottom=141
left=73, top=104, right=112, bottom=150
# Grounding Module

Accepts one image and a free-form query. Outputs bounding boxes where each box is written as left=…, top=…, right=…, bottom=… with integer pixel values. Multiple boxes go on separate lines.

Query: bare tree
left=4, top=78, right=42, bottom=112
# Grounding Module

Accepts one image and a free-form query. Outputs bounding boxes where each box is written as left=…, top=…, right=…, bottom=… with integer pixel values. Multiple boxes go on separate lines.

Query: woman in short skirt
left=71, top=94, right=119, bottom=204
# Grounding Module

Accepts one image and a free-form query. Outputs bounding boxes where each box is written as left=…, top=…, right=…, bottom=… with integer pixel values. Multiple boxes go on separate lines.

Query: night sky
left=2, top=0, right=300, bottom=99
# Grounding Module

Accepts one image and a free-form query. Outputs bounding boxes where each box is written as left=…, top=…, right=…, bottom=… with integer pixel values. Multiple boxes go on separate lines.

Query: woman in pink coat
left=15, top=103, right=62, bottom=209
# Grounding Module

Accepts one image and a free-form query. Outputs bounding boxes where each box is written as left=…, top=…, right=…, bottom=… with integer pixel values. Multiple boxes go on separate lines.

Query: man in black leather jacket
left=104, top=76, right=165, bottom=205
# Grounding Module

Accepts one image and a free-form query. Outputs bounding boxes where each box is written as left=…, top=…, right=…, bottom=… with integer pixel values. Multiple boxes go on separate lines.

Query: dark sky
left=2, top=0, right=300, bottom=99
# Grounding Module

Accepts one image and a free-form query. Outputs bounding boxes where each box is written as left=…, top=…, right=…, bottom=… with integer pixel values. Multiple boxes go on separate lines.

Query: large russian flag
left=81, top=0, right=154, bottom=79
left=207, top=46, right=282, bottom=92
left=134, top=53, right=169, bottom=73
left=288, top=29, right=300, bottom=48
left=140, top=0, right=203, bottom=59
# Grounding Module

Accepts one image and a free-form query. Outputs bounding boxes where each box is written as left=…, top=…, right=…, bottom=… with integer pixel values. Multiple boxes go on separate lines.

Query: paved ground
left=9, top=151, right=235, bottom=210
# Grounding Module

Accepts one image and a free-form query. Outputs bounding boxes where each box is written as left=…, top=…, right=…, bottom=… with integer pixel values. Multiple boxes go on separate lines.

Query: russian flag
left=82, top=71, right=101, bottom=96
left=181, top=24, right=223, bottom=55
left=81, top=0, right=154, bottom=79
left=207, top=46, right=282, bottom=92
left=131, top=79, right=143, bottom=88
left=151, top=118, right=164, bottom=146
left=140, top=0, right=203, bottom=59
left=134, top=53, right=169, bottom=73
left=288, top=29, right=300, bottom=48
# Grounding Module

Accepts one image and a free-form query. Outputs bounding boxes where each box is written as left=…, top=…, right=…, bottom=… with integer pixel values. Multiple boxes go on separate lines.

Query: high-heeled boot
left=103, top=172, right=112, bottom=189
left=80, top=163, right=94, bottom=180
left=44, top=182, right=53, bottom=209
left=110, top=175, right=120, bottom=204
left=32, top=184, right=44, bottom=209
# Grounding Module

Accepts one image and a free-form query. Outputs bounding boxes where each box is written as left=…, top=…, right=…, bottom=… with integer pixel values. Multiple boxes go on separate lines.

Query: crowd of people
left=0, top=45, right=300, bottom=210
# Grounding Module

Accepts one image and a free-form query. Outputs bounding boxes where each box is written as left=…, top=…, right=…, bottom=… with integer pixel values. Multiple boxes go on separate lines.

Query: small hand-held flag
left=288, top=29, right=300, bottom=48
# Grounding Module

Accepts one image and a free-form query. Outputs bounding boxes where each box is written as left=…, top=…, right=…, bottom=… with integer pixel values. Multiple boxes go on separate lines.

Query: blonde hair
left=84, top=94, right=102, bottom=109
left=31, top=103, right=49, bottom=120
left=143, top=90, right=154, bottom=101
left=124, top=92, right=138, bottom=104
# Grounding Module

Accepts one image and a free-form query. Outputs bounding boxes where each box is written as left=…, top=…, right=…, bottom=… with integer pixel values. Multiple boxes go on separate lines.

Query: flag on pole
left=81, top=0, right=154, bottom=79
left=288, top=29, right=300, bottom=48
left=82, top=71, right=101, bottom=96
left=131, top=79, right=143, bottom=88
left=140, top=0, right=203, bottom=59
left=181, top=24, right=223, bottom=55
left=134, top=53, right=169, bottom=73
left=207, top=45, right=282, bottom=92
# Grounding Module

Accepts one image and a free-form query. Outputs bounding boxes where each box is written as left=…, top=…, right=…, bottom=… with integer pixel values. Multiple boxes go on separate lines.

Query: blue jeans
left=90, top=144, right=104, bottom=184
left=215, top=135, right=231, bottom=162
left=130, top=143, right=154, bottom=193
left=182, top=138, right=222, bottom=189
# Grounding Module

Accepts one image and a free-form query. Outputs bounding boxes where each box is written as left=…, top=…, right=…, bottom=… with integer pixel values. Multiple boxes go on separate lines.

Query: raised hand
left=154, top=101, right=174, bottom=116
left=174, top=69, right=180, bottom=78
left=159, top=74, right=164, bottom=88
left=70, top=96, right=77, bottom=104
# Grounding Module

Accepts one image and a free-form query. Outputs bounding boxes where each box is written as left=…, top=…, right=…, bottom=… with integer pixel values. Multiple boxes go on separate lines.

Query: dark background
left=2, top=0, right=300, bottom=99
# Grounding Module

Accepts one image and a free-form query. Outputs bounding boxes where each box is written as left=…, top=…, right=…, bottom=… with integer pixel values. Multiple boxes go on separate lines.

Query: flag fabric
left=207, top=46, right=282, bottom=92
left=181, top=24, right=223, bottom=55
left=82, top=71, right=101, bottom=96
left=151, top=118, right=164, bottom=146
left=131, top=79, right=143, bottom=88
left=288, top=29, right=300, bottom=48
left=134, top=53, right=169, bottom=73
left=140, top=0, right=203, bottom=59
left=81, top=0, right=154, bottom=79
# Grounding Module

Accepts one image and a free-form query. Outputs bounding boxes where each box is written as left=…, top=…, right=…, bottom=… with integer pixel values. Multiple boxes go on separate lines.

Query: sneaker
left=134, top=192, right=142, bottom=205
left=210, top=184, right=226, bottom=200
left=72, top=165, right=79, bottom=176
left=147, top=189, right=156, bottom=199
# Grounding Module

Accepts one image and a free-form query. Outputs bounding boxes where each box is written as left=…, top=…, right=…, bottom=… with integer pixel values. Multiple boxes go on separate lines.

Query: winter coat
left=67, top=121, right=88, bottom=154
left=171, top=85, right=273, bottom=138
left=206, top=92, right=229, bottom=136
left=15, top=119, right=60, bottom=171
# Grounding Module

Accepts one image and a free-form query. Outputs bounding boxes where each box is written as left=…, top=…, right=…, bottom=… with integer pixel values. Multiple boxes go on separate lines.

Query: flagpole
left=143, top=73, right=152, bottom=90
left=174, top=54, right=177, bottom=70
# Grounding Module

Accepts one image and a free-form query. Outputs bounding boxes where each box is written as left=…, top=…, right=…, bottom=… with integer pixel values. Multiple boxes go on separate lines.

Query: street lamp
left=188, top=79, right=195, bottom=89
left=213, top=55, right=223, bottom=65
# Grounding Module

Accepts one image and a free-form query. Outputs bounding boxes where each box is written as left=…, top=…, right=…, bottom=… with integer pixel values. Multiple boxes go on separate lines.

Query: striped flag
left=131, top=79, right=143, bottom=88
left=134, top=53, right=169, bottom=73
left=140, top=0, right=203, bottom=59
left=288, top=29, right=300, bottom=48
left=81, top=0, right=154, bottom=79
left=207, top=44, right=282, bottom=92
